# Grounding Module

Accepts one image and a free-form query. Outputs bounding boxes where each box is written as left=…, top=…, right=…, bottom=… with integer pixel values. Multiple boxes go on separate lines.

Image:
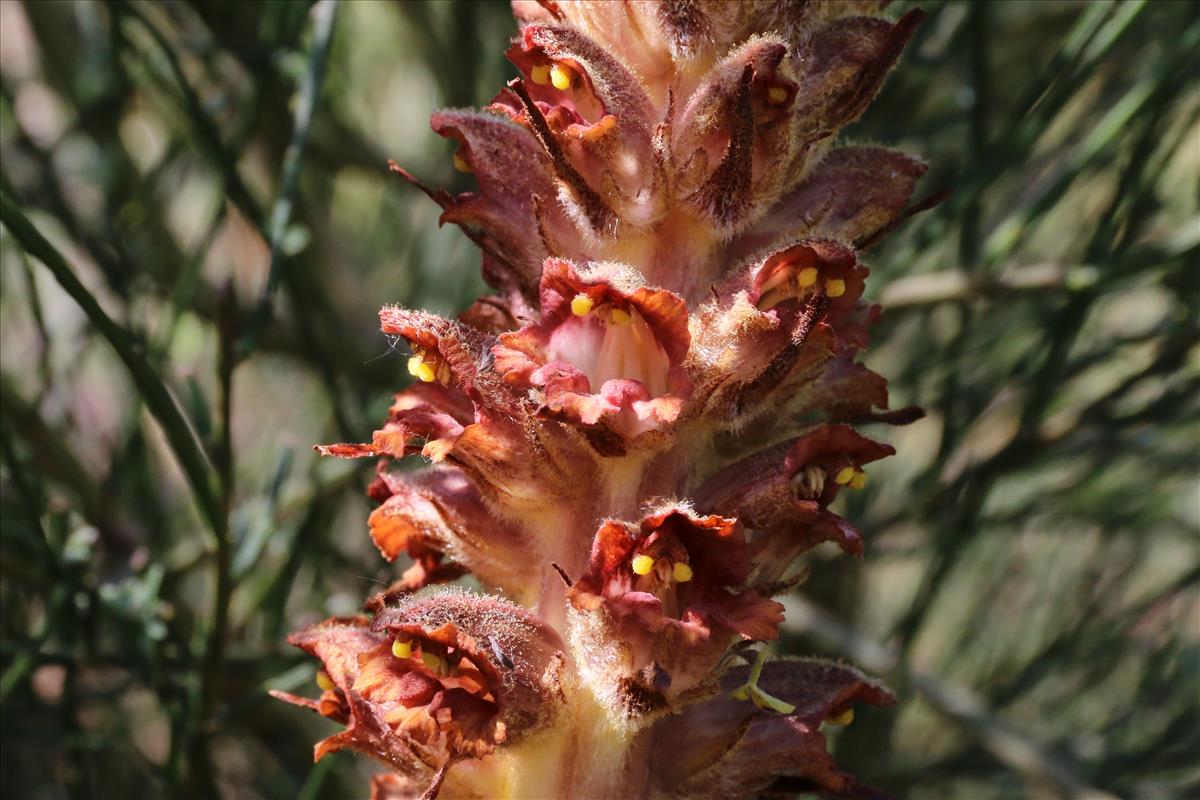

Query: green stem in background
left=243, top=0, right=341, bottom=356
left=0, top=584, right=70, bottom=703
left=0, top=192, right=224, bottom=539
left=118, top=0, right=359, bottom=439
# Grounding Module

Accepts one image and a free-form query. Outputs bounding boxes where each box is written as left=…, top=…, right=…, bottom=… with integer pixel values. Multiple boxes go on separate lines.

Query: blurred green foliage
left=0, top=1, right=1196, bottom=798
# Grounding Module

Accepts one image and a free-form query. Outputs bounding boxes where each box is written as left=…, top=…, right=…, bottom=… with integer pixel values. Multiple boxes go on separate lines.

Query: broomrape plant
left=272, top=1, right=935, bottom=797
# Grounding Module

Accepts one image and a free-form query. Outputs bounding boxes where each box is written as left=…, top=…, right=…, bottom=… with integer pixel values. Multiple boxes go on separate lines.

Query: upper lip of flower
left=698, top=424, right=895, bottom=520
left=750, top=239, right=866, bottom=317
left=494, top=24, right=653, bottom=146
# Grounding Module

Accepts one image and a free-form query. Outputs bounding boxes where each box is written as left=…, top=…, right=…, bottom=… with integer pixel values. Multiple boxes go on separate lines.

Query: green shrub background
left=1, top=1, right=1196, bottom=797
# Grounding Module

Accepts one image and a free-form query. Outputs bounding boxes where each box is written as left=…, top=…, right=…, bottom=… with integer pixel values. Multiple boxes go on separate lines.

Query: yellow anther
left=796, top=267, right=819, bottom=288
left=420, top=651, right=448, bottom=675
left=316, top=670, right=335, bottom=692
left=672, top=562, right=694, bottom=583
left=631, top=554, right=655, bottom=576
left=392, top=638, right=412, bottom=659
left=834, top=466, right=855, bottom=485
left=767, top=85, right=789, bottom=104
left=849, top=470, right=868, bottom=490
left=415, top=361, right=437, bottom=383
left=549, top=62, right=573, bottom=90
left=530, top=64, right=551, bottom=85
left=571, top=293, right=594, bottom=317
left=407, top=355, right=424, bottom=377
left=453, top=150, right=472, bottom=173
left=828, top=708, right=855, bottom=726
left=610, top=307, right=632, bottom=325
left=826, top=278, right=846, bottom=298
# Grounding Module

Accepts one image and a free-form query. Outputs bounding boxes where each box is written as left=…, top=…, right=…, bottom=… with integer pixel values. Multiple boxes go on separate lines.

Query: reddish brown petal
left=750, top=239, right=866, bottom=324
left=496, top=258, right=692, bottom=443
left=496, top=24, right=658, bottom=221
left=650, top=658, right=895, bottom=798
left=733, top=147, right=928, bottom=258
left=273, top=617, right=447, bottom=776
left=793, top=10, right=925, bottom=139
left=698, top=424, right=893, bottom=521
left=379, top=307, right=493, bottom=392
left=316, top=382, right=472, bottom=463
left=568, top=508, right=783, bottom=711
left=366, top=467, right=533, bottom=602
left=696, top=425, right=893, bottom=586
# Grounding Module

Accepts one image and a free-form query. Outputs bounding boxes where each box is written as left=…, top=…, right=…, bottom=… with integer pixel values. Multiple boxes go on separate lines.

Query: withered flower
left=283, top=1, right=934, bottom=796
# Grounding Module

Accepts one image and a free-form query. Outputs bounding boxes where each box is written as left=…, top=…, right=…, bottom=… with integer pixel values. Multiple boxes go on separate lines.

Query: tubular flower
left=494, top=258, right=692, bottom=442
left=284, top=1, right=935, bottom=797
left=696, top=424, right=896, bottom=589
left=566, top=507, right=784, bottom=713
left=271, top=592, right=568, bottom=797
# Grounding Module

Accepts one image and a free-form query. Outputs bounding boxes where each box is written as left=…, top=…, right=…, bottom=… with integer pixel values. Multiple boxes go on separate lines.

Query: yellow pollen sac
left=530, top=64, right=551, bottom=85
left=415, top=361, right=437, bottom=383
left=828, top=708, right=855, bottom=726
left=797, top=267, right=819, bottom=288
left=392, top=638, right=412, bottom=659
left=420, top=651, right=448, bottom=676
left=767, top=85, right=789, bottom=104
left=834, top=466, right=855, bottom=485
left=609, top=307, right=632, bottom=326
left=826, top=278, right=847, bottom=298
left=571, top=293, right=594, bottom=317
left=407, top=354, right=424, bottom=377
left=550, top=62, right=573, bottom=90
left=849, top=470, right=868, bottom=490
left=672, top=562, right=694, bottom=583
left=631, top=554, right=655, bottom=576
left=316, top=670, right=335, bottom=692
left=452, top=150, right=472, bottom=173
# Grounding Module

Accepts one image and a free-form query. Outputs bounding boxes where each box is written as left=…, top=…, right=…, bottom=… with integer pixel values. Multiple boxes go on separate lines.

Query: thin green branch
left=243, top=0, right=341, bottom=354
left=0, top=192, right=224, bottom=539
left=786, top=598, right=1118, bottom=800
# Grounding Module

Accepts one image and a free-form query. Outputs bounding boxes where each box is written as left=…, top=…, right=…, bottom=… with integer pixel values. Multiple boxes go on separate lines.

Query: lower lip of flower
left=546, top=301, right=671, bottom=395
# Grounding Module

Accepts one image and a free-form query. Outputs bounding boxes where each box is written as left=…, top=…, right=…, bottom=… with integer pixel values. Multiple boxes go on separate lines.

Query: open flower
left=494, top=258, right=692, bottom=445
left=697, top=424, right=895, bottom=588
left=567, top=507, right=783, bottom=713
left=271, top=592, right=567, bottom=796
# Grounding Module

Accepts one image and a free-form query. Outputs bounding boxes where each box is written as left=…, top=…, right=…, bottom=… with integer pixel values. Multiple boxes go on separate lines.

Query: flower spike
left=283, top=1, right=928, bottom=796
